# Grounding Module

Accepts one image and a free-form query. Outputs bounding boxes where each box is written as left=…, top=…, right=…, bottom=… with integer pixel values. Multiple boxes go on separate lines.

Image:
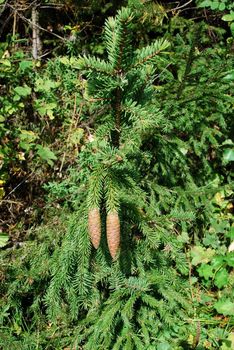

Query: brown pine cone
left=88, top=208, right=101, bottom=249
left=106, top=211, right=120, bottom=259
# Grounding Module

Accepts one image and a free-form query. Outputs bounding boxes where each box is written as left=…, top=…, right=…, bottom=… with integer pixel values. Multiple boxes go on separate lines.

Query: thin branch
left=0, top=200, right=24, bottom=206
left=154, top=63, right=172, bottom=80
left=3, top=172, right=35, bottom=200
left=7, top=3, right=67, bottom=42
left=40, top=5, right=63, bottom=9
left=7, top=0, right=39, bottom=12
left=78, top=105, right=111, bottom=129
left=167, top=0, right=193, bottom=12
left=12, top=9, right=16, bottom=37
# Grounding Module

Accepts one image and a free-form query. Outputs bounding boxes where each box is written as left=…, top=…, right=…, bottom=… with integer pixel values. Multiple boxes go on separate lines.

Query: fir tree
left=45, top=7, right=193, bottom=349
left=1, top=6, right=232, bottom=349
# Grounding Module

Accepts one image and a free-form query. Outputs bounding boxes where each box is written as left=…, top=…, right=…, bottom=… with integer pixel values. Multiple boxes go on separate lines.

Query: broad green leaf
left=203, top=233, right=219, bottom=248
left=226, top=252, right=234, bottom=267
left=157, top=342, right=171, bottom=350
left=222, top=139, right=234, bottom=146
left=14, top=85, right=31, bottom=97
left=211, top=255, right=224, bottom=269
left=35, top=78, right=60, bottom=92
left=223, top=148, right=234, bottom=162
left=214, top=268, right=229, bottom=288
left=201, top=293, right=214, bottom=303
left=214, top=299, right=234, bottom=316
left=47, top=110, right=54, bottom=120
left=0, top=58, right=11, bottom=67
left=36, top=106, right=47, bottom=117
left=36, top=145, right=57, bottom=166
left=231, top=22, right=234, bottom=36
left=197, top=264, right=214, bottom=280
left=219, top=3, right=226, bottom=11
left=191, top=246, right=215, bottom=266
left=210, top=218, right=229, bottom=233
left=211, top=1, right=220, bottom=10
left=220, top=333, right=234, bottom=350
left=0, top=234, right=9, bottom=247
left=45, top=102, right=57, bottom=110
left=35, top=102, right=57, bottom=117
left=223, top=71, right=234, bottom=81
left=19, top=129, right=37, bottom=140
left=13, top=94, right=21, bottom=102
left=19, top=130, right=37, bottom=150
left=222, top=13, right=234, bottom=21
left=198, top=0, right=212, bottom=8
left=19, top=60, right=33, bottom=71
left=227, top=227, right=234, bottom=240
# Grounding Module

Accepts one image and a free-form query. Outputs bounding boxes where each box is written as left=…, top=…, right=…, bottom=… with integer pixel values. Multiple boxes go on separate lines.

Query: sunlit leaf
left=36, top=145, right=57, bottom=166
left=214, top=299, right=234, bottom=316
left=19, top=60, right=33, bottom=71
left=214, top=268, right=229, bottom=288
left=14, top=85, right=31, bottom=97
left=191, top=246, right=215, bottom=266
left=222, top=13, right=234, bottom=22
left=197, top=263, right=214, bottom=280
left=223, top=148, right=234, bottom=162
left=0, top=234, right=9, bottom=248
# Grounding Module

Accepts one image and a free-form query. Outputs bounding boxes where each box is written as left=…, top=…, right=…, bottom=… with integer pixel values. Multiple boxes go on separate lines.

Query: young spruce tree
left=45, top=7, right=193, bottom=349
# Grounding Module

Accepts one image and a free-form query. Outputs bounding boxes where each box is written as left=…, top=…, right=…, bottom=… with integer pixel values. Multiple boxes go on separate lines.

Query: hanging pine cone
left=88, top=208, right=101, bottom=249
left=106, top=211, right=120, bottom=259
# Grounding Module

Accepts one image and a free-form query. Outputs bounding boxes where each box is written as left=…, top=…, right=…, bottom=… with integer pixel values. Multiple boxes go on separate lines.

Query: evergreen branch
left=104, top=8, right=134, bottom=70
left=177, top=25, right=200, bottom=98
left=132, top=38, right=170, bottom=67
left=78, top=55, right=113, bottom=74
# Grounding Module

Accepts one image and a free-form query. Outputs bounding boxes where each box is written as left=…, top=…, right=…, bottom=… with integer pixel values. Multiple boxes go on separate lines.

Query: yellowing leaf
left=0, top=187, right=5, bottom=199
left=191, top=246, right=215, bottom=266
left=70, top=128, right=84, bottom=145
left=59, top=56, right=70, bottom=65
left=214, top=191, right=225, bottom=206
left=0, top=234, right=9, bottom=248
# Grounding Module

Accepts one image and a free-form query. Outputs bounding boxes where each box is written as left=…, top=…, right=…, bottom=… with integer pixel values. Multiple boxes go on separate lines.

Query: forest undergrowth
left=0, top=1, right=233, bottom=349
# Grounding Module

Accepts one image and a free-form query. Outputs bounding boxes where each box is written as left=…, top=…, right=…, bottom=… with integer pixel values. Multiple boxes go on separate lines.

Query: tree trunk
left=32, top=5, right=41, bottom=59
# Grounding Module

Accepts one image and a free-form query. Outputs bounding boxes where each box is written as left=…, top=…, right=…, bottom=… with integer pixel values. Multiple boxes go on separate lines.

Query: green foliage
left=0, top=43, right=86, bottom=198
left=42, top=10, right=194, bottom=349
left=0, top=2, right=233, bottom=350
left=0, top=233, right=9, bottom=247
left=189, top=189, right=234, bottom=348
left=197, top=0, right=234, bottom=35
